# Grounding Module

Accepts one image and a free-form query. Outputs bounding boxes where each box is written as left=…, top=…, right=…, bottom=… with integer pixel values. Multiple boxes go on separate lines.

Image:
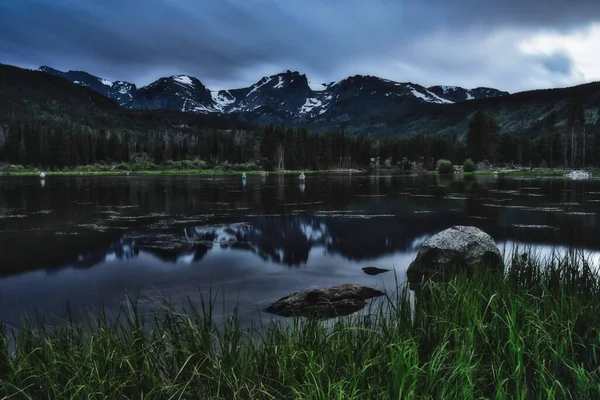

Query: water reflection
left=1, top=173, right=600, bottom=328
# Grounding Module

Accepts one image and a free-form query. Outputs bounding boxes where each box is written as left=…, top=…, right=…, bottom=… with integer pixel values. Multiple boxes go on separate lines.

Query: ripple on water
left=566, top=212, right=596, bottom=216
left=445, top=196, right=469, bottom=200
left=489, top=189, right=520, bottom=195
left=482, top=204, right=563, bottom=212
left=512, top=224, right=557, bottom=230
left=0, top=214, right=27, bottom=219
left=469, top=216, right=491, bottom=220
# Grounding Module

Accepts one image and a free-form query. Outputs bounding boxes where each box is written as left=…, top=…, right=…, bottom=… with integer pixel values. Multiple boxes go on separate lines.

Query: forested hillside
left=1, top=64, right=600, bottom=170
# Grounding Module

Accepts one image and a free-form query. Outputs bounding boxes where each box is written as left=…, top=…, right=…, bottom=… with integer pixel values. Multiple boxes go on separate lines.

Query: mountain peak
left=276, top=70, right=303, bottom=77
left=39, top=65, right=63, bottom=74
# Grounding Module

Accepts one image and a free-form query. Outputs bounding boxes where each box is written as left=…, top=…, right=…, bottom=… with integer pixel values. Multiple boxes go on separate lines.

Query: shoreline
left=0, top=168, right=365, bottom=177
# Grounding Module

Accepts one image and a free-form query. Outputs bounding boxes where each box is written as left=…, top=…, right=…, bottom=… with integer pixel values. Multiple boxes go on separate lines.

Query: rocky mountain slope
left=38, top=66, right=509, bottom=129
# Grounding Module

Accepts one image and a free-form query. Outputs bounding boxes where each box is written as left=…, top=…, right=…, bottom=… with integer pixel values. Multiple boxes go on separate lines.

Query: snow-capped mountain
left=130, top=75, right=216, bottom=112
left=38, top=66, right=509, bottom=126
left=39, top=66, right=139, bottom=106
left=427, top=85, right=509, bottom=103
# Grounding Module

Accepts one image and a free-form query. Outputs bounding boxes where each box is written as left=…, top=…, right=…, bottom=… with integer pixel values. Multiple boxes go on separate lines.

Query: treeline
left=0, top=106, right=598, bottom=170
left=0, top=118, right=375, bottom=170
left=462, top=103, right=595, bottom=168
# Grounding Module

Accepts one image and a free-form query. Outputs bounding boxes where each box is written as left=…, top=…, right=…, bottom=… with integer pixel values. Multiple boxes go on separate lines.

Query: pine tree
left=17, top=132, right=27, bottom=165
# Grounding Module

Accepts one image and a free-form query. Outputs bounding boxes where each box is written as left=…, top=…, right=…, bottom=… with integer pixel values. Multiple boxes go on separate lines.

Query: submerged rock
left=362, top=266, right=391, bottom=276
left=265, top=284, right=385, bottom=319
left=406, top=225, right=503, bottom=289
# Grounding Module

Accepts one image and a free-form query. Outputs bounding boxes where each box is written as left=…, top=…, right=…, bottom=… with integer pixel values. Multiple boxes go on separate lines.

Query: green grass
left=0, top=169, right=362, bottom=177
left=2, top=250, right=600, bottom=399
left=0, top=162, right=364, bottom=177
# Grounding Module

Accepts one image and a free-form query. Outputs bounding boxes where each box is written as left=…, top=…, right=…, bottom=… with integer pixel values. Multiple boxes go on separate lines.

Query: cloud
left=1, top=0, right=600, bottom=92
left=539, top=52, right=574, bottom=76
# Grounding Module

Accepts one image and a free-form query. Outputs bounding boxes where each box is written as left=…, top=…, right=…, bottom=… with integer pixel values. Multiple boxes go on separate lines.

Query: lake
left=1, top=172, right=599, bottom=330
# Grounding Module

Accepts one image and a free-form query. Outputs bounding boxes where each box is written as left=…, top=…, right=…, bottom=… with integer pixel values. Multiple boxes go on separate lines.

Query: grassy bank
left=2, top=251, right=600, bottom=399
left=0, top=162, right=364, bottom=177
left=0, top=169, right=363, bottom=177
left=1, top=169, right=290, bottom=177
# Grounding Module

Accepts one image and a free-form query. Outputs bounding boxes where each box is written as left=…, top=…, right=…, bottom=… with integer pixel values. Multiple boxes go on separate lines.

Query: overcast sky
left=1, top=0, right=600, bottom=93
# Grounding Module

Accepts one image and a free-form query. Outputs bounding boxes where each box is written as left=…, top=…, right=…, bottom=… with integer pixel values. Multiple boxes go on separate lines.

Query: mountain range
left=38, top=66, right=509, bottom=130
left=2, top=63, right=599, bottom=137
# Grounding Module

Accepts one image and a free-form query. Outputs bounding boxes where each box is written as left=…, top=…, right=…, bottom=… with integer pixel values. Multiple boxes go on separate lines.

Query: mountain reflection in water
left=1, top=173, right=600, bottom=328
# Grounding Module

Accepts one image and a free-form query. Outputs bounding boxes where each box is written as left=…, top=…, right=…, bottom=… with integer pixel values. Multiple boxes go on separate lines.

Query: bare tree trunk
left=550, top=139, right=553, bottom=168
left=276, top=142, right=284, bottom=170
left=571, top=134, right=581, bottom=168
left=571, top=127, right=575, bottom=168
left=582, top=128, right=585, bottom=168
left=563, top=133, right=568, bottom=168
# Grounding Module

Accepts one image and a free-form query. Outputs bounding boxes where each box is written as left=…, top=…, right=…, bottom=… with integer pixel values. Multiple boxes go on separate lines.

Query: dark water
left=1, top=173, right=599, bottom=329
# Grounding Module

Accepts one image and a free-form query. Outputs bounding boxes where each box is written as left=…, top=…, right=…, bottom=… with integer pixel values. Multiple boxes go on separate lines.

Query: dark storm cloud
left=539, top=52, right=575, bottom=76
left=1, top=0, right=600, bottom=91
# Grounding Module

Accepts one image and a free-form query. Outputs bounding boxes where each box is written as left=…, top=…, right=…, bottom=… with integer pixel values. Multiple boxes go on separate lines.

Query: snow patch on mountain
left=193, top=105, right=215, bottom=113
left=409, top=87, right=430, bottom=101
left=100, top=78, right=113, bottom=87
left=211, top=90, right=235, bottom=111
left=113, top=82, right=133, bottom=95
left=173, top=76, right=193, bottom=85
left=300, top=98, right=323, bottom=114
left=247, top=77, right=273, bottom=96
left=408, top=86, right=454, bottom=104
left=274, top=76, right=284, bottom=89
left=438, top=85, right=458, bottom=94
left=427, top=91, right=454, bottom=104
left=309, top=82, right=327, bottom=91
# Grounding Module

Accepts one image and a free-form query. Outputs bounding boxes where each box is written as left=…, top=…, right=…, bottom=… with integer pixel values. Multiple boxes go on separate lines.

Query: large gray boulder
left=406, top=226, right=504, bottom=289
left=265, top=284, right=385, bottom=319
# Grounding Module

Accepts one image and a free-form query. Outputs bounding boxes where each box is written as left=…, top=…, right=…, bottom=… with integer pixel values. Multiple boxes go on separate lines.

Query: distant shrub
left=115, top=163, right=130, bottom=171
left=436, top=159, right=453, bottom=175
left=0, top=164, right=25, bottom=173
left=463, top=158, right=476, bottom=173
left=178, top=159, right=195, bottom=170
left=233, top=161, right=261, bottom=171
left=164, top=160, right=180, bottom=170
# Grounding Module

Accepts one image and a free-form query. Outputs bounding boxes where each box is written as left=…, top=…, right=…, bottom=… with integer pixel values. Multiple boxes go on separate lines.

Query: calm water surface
left=1, top=173, right=599, bottom=329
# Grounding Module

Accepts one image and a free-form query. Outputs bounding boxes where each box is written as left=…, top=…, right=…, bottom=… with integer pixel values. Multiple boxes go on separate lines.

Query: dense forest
left=0, top=64, right=599, bottom=170
left=0, top=107, right=596, bottom=171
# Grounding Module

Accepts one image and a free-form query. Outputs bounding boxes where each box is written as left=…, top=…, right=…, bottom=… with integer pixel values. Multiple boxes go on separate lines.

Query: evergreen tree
left=466, top=111, right=487, bottom=162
